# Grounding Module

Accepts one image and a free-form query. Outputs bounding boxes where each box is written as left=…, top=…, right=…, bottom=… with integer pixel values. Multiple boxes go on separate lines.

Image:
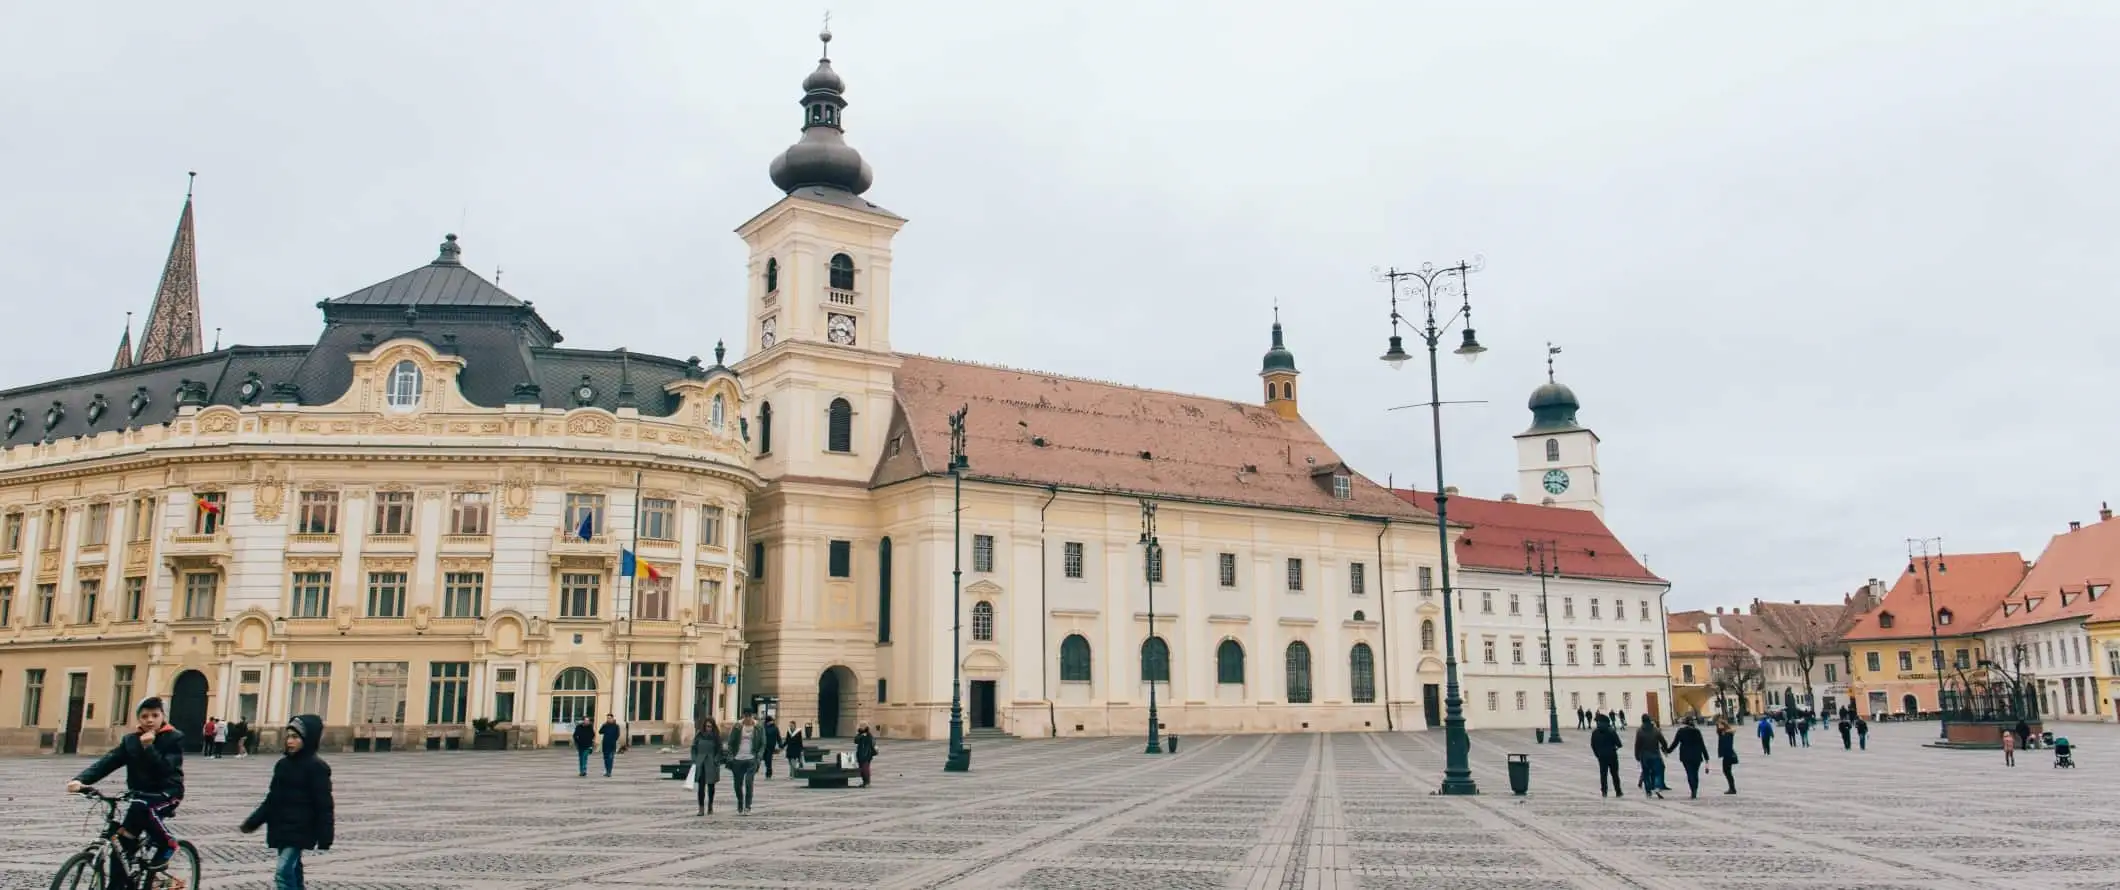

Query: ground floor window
left=352, top=662, right=408, bottom=725
left=628, top=662, right=668, bottom=722
left=551, top=667, right=597, bottom=724
left=428, top=662, right=470, bottom=725
left=289, top=662, right=331, bottom=719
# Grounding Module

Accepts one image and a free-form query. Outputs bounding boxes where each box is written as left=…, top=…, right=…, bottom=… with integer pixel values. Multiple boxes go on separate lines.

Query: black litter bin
left=1535, top=728, right=1546, bottom=744
left=1167, top=736, right=1180, bottom=752
left=1507, top=753, right=1530, bottom=795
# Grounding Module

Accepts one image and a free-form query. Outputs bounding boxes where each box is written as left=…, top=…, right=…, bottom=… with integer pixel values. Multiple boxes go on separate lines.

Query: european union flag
left=574, top=511, right=595, bottom=542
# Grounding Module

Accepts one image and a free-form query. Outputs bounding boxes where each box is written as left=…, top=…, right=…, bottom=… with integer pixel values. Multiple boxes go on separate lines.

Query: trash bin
left=1507, top=753, right=1530, bottom=795
left=1535, top=728, right=1546, bottom=744
left=1167, top=736, right=1180, bottom=753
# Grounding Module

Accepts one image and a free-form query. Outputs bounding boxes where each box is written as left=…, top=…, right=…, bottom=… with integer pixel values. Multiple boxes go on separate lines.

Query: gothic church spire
left=135, top=173, right=204, bottom=365
left=110, top=312, right=135, bottom=371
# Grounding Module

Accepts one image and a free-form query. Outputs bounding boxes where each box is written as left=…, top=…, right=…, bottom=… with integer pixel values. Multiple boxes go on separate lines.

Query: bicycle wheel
left=164, top=841, right=201, bottom=890
left=48, top=850, right=105, bottom=890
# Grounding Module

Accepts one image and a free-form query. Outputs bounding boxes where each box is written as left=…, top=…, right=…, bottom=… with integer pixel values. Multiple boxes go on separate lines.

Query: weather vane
left=1546, top=342, right=1561, bottom=382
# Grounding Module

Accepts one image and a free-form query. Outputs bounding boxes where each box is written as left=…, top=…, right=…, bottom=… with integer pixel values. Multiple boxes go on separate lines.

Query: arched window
left=1265, top=381, right=1275, bottom=400
left=1216, top=639, right=1245, bottom=685
left=1286, top=641, right=1313, bottom=704
left=826, top=398, right=853, bottom=453
left=1141, top=636, right=1171, bottom=683
left=1421, top=619, right=1436, bottom=652
left=1282, top=382, right=1294, bottom=399
left=386, top=360, right=423, bottom=411
left=710, top=394, right=726, bottom=430
left=829, top=253, right=856, bottom=290
left=1545, top=438, right=1560, bottom=462
left=972, top=601, right=994, bottom=642
left=1351, top=643, right=1376, bottom=703
left=877, top=537, right=892, bottom=643
left=1060, top=634, right=1092, bottom=683
left=764, top=257, right=779, bottom=293
left=550, top=667, right=597, bottom=724
left=757, top=402, right=773, bottom=454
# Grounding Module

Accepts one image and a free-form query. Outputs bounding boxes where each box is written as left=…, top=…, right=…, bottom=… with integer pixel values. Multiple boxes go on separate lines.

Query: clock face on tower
left=759, top=316, right=777, bottom=350
left=1543, top=469, right=1571, bottom=495
left=826, top=313, right=856, bottom=346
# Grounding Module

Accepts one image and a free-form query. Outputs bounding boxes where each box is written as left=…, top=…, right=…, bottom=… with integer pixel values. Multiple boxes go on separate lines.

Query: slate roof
left=324, top=235, right=525, bottom=308
left=868, top=355, right=1431, bottom=520
left=1987, top=515, right=2120, bottom=631
left=1393, top=490, right=1662, bottom=583
left=1840, top=552, right=2029, bottom=642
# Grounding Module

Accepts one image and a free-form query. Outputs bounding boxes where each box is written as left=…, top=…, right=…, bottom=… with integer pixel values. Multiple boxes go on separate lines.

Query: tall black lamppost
left=944, top=405, right=972, bottom=772
left=1526, top=539, right=1564, bottom=744
left=1906, top=537, right=1949, bottom=741
left=1379, top=259, right=1487, bottom=795
left=1140, top=500, right=1164, bottom=755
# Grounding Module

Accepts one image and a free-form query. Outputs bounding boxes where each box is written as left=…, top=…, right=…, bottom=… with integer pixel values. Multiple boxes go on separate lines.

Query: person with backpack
left=240, top=715, right=335, bottom=890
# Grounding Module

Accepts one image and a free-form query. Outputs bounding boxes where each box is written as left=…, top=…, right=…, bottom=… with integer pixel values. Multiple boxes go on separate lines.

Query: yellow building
left=1842, top=551, right=2024, bottom=717
left=0, top=225, right=757, bottom=754
left=1666, top=611, right=1714, bottom=719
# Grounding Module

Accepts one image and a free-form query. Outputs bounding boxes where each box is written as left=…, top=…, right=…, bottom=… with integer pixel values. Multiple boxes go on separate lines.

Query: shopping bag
left=683, top=763, right=697, bottom=790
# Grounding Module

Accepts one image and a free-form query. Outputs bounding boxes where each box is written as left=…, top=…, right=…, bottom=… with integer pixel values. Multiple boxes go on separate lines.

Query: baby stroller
left=2053, top=737, right=2075, bottom=768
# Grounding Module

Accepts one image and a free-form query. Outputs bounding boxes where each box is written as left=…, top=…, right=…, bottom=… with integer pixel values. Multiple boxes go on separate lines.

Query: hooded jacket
left=75, top=725, right=186, bottom=799
left=241, top=715, right=335, bottom=851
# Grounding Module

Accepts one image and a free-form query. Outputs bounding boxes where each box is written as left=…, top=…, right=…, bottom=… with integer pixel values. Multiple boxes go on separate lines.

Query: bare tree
left=1760, top=608, right=1840, bottom=712
left=1710, top=650, right=1763, bottom=717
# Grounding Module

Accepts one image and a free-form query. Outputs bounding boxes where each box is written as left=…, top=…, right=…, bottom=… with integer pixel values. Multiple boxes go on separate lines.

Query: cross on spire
left=1546, top=342, right=1562, bottom=383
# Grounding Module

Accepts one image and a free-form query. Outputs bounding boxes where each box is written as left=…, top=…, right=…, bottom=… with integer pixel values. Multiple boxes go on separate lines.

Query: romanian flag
left=621, top=549, right=661, bottom=581
left=195, top=497, right=222, bottom=516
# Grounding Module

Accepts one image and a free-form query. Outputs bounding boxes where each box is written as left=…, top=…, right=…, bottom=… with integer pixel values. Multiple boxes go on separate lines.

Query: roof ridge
left=899, top=353, right=1274, bottom=412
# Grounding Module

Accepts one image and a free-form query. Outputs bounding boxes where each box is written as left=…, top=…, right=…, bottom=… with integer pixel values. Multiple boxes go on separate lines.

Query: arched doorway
left=817, top=666, right=857, bottom=738
left=170, top=671, right=209, bottom=752
left=1901, top=693, right=1920, bottom=715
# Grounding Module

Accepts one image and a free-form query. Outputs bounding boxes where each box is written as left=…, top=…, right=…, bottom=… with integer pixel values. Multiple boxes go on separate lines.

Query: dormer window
left=1936, top=608, right=1953, bottom=627
left=829, top=253, right=856, bottom=291
left=385, top=360, right=423, bottom=411
left=2026, top=596, right=2044, bottom=611
left=710, top=394, right=726, bottom=430
left=2062, top=590, right=2078, bottom=607
left=1878, top=612, right=1895, bottom=629
left=2092, top=584, right=2109, bottom=601
left=1332, top=475, right=1351, bottom=499
left=2003, top=603, right=2019, bottom=617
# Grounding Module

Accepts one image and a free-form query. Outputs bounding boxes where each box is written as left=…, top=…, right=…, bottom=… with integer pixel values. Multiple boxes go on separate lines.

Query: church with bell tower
left=1513, top=348, right=1603, bottom=516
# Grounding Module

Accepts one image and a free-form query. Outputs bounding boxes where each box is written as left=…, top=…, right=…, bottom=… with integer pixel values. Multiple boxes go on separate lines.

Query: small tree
left=1710, top=650, right=1763, bottom=717
left=1761, top=608, right=1840, bottom=712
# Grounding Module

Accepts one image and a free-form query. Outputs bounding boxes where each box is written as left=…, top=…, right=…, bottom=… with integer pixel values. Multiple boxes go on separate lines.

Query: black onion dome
left=1523, top=381, right=1583, bottom=433
left=802, top=58, right=845, bottom=93
left=768, top=29, right=874, bottom=196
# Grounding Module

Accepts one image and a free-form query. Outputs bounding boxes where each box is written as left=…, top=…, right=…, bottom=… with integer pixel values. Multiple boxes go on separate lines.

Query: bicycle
left=49, top=788, right=200, bottom=890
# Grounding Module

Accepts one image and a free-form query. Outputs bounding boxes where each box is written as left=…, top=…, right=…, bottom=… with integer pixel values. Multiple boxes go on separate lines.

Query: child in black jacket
left=240, top=715, right=334, bottom=890
left=67, top=696, right=186, bottom=874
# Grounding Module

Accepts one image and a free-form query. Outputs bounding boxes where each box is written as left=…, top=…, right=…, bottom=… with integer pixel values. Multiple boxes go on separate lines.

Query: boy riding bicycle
left=66, top=696, right=186, bottom=877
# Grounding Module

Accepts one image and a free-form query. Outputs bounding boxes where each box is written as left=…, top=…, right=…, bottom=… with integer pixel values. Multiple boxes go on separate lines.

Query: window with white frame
left=1511, top=637, right=1525, bottom=665
left=1592, top=640, right=1605, bottom=666
left=564, top=494, right=604, bottom=538
left=1515, top=691, right=1527, bottom=710
left=1482, top=637, right=1497, bottom=664
left=1063, top=542, right=1084, bottom=579
left=1419, top=566, right=1433, bottom=598
left=1566, top=641, right=1579, bottom=666
left=443, top=572, right=484, bottom=618
left=450, top=491, right=491, bottom=536
left=699, top=505, right=725, bottom=548
left=385, top=360, right=423, bottom=410
left=372, top=491, right=414, bottom=535
left=1286, top=558, right=1304, bottom=591
left=1218, top=553, right=1237, bottom=588
left=561, top=573, right=601, bottom=618
left=297, top=491, right=339, bottom=534
left=972, top=601, right=995, bottom=641
left=1508, top=592, right=1520, bottom=615
left=366, top=572, right=408, bottom=618
left=290, top=572, right=331, bottom=618
left=1481, top=591, right=1493, bottom=614
left=973, top=534, right=995, bottom=573
left=1590, top=598, right=1601, bottom=619
left=638, top=498, right=676, bottom=541
left=1349, top=562, right=1365, bottom=595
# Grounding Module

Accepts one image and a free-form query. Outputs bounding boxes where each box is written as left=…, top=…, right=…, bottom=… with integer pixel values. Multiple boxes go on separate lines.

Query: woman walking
left=783, top=724, right=805, bottom=777
left=1589, top=714, right=1625, bottom=797
left=1634, top=714, right=1669, bottom=799
left=1666, top=717, right=1709, bottom=799
left=854, top=725, right=877, bottom=788
left=1716, top=717, right=1740, bottom=794
left=691, top=717, right=723, bottom=815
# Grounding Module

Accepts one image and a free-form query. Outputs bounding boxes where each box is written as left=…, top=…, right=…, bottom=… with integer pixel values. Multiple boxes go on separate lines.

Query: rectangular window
left=1537, top=595, right=1547, bottom=616
left=83, top=503, right=109, bottom=547
left=1590, top=598, right=1601, bottom=619
left=1, top=511, right=20, bottom=552
left=1063, top=542, right=1084, bottom=579
left=1539, top=639, right=1551, bottom=665
left=23, top=669, right=46, bottom=726
left=111, top=666, right=135, bottom=725
left=973, top=534, right=995, bottom=573
left=442, top=572, right=484, bottom=618
left=1639, top=599, right=1649, bottom=621
left=1349, top=562, right=1366, bottom=595
left=290, top=572, right=332, bottom=619
left=127, top=498, right=155, bottom=543
left=558, top=494, right=606, bottom=541
left=1642, top=641, right=1655, bottom=666
left=1866, top=651, right=1881, bottom=672
left=638, top=497, right=676, bottom=541
left=1486, top=690, right=1498, bottom=711
left=1482, top=637, right=1496, bottom=664
left=1516, top=691, right=1527, bottom=711
left=1480, top=591, right=1493, bottom=614
left=698, top=505, right=724, bottom=548
left=1614, top=600, right=1624, bottom=621
left=351, top=662, right=408, bottom=725
left=450, top=492, right=491, bottom=536
left=0, top=584, right=13, bottom=625
left=828, top=540, right=852, bottom=578
left=1897, top=650, right=1913, bottom=671
left=1570, top=691, right=1581, bottom=710
left=877, top=678, right=888, bottom=704
left=297, top=491, right=339, bottom=534
left=1597, top=692, right=1607, bottom=709
left=1566, top=641, right=1579, bottom=666
left=43, top=508, right=64, bottom=550
left=181, top=573, right=217, bottom=619
left=427, top=662, right=470, bottom=725
left=635, top=577, right=672, bottom=621
left=36, top=583, right=56, bottom=624
left=372, top=491, right=414, bottom=535
left=1286, top=558, right=1304, bottom=592
left=1145, top=545, right=1164, bottom=584
left=628, top=662, right=668, bottom=722
left=1508, top=593, right=1521, bottom=615
left=1332, top=475, right=1352, bottom=499
left=1623, top=691, right=1632, bottom=710
left=1218, top=553, right=1237, bottom=588
left=192, top=494, right=225, bottom=535
left=561, top=573, right=601, bottom=618
left=1618, top=642, right=1630, bottom=666
left=698, top=578, right=722, bottom=621
left=1824, top=663, right=1837, bottom=682
left=750, top=541, right=766, bottom=580
left=289, top=662, right=331, bottom=720
left=1563, top=597, right=1575, bottom=619
left=1511, top=638, right=1525, bottom=665
left=366, top=572, right=408, bottom=618
left=1592, top=641, right=1606, bottom=666
left=1418, top=566, right=1434, bottom=598
left=77, top=579, right=99, bottom=622
left=1682, top=664, right=1696, bottom=683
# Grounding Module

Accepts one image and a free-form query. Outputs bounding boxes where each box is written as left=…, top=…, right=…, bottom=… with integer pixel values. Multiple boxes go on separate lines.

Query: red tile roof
left=871, top=355, right=1433, bottom=520
left=1989, top=516, right=2120, bottom=630
left=1668, top=610, right=1708, bottom=634
left=1752, top=600, right=1865, bottom=656
left=1393, top=490, right=1663, bottom=583
left=1839, top=551, right=2028, bottom=642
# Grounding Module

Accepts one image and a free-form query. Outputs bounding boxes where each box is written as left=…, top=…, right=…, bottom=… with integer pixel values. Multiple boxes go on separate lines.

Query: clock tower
left=1512, top=355, right=1603, bottom=516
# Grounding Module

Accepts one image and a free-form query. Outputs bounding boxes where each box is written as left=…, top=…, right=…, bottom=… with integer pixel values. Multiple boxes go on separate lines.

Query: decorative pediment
left=965, top=580, right=1004, bottom=598
left=438, top=556, right=493, bottom=574
left=284, top=556, right=337, bottom=574
left=361, top=556, right=416, bottom=574
left=549, top=553, right=616, bottom=572
left=962, top=648, right=1008, bottom=673
left=195, top=407, right=240, bottom=435
left=565, top=412, right=615, bottom=437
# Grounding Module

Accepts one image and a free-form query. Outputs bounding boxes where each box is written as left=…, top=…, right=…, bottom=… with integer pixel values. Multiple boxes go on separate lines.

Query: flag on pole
left=621, top=549, right=661, bottom=581
left=574, top=511, right=595, bottom=542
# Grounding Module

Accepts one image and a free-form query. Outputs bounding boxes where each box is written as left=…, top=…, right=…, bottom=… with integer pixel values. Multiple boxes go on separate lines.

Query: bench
left=660, top=760, right=692, bottom=780
left=790, top=747, right=862, bottom=788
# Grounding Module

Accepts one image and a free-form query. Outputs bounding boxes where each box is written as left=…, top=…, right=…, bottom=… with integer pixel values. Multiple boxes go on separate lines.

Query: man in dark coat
left=1664, top=717, right=1710, bottom=798
left=599, top=715, right=623, bottom=777
left=761, top=718, right=782, bottom=778
left=1838, top=713, right=1854, bottom=750
left=572, top=718, right=595, bottom=777
left=1588, top=714, right=1624, bottom=797
left=240, top=714, right=334, bottom=890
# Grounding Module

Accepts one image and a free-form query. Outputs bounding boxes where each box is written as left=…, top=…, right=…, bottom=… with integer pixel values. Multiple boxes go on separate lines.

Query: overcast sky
left=4, top=2, right=2116, bottom=610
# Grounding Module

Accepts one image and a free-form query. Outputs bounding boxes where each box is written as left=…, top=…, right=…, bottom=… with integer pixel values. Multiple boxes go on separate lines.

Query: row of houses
left=1669, top=504, right=2120, bottom=723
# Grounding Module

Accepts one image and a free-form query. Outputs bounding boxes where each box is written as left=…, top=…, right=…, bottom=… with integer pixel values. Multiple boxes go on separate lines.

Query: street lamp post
left=1140, top=500, right=1164, bottom=755
left=945, top=405, right=972, bottom=772
left=1526, top=539, right=1564, bottom=744
left=1907, top=537, right=1949, bottom=742
left=1379, top=259, right=1487, bottom=796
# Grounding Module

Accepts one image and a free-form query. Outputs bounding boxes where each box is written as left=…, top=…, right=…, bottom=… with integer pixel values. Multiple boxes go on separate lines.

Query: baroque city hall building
left=0, top=35, right=1664, bottom=752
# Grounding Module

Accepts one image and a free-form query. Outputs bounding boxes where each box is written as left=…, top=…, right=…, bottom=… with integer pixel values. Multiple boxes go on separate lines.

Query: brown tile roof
left=1705, top=633, right=1751, bottom=656
left=871, top=355, right=1433, bottom=521
left=1393, top=490, right=1663, bottom=583
left=1668, top=610, right=1708, bottom=634
left=1717, top=613, right=1794, bottom=659
left=1839, top=551, right=2028, bottom=642
left=1989, top=516, right=2120, bottom=630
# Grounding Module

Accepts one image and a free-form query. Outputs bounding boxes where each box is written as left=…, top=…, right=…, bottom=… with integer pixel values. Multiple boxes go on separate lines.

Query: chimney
left=1499, top=493, right=1518, bottom=502
left=2103, top=501, right=2113, bottom=522
left=1443, top=485, right=1459, bottom=496
left=2070, top=520, right=2083, bottom=532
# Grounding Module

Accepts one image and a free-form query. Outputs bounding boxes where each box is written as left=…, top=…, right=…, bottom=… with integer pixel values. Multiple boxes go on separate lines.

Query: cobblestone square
left=1, top=722, right=2114, bottom=889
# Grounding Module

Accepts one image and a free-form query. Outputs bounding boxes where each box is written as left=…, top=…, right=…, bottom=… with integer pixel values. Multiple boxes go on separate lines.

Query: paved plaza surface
left=1, top=722, right=2116, bottom=889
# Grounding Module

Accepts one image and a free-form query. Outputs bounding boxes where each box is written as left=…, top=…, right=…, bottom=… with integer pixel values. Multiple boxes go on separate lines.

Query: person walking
left=203, top=717, right=220, bottom=759
left=2001, top=727, right=2017, bottom=767
left=1797, top=714, right=1811, bottom=747
left=1666, top=717, right=1709, bottom=799
left=240, top=715, right=334, bottom=890
left=1784, top=712, right=1798, bottom=747
left=1589, top=714, right=1624, bottom=798
left=689, top=717, right=723, bottom=815
left=1716, top=717, right=1740, bottom=794
left=784, top=723, right=805, bottom=777
left=1837, top=713, right=1853, bottom=749
left=572, top=718, right=595, bottom=777
left=214, top=717, right=231, bottom=760
left=1855, top=714, right=1869, bottom=750
left=1634, top=715, right=1669, bottom=799
left=854, top=725, right=877, bottom=787
left=761, top=718, right=782, bottom=779
left=1756, top=715, right=1774, bottom=755
left=599, top=715, right=623, bottom=777
left=2012, top=718, right=2031, bottom=751
left=723, top=712, right=764, bottom=815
